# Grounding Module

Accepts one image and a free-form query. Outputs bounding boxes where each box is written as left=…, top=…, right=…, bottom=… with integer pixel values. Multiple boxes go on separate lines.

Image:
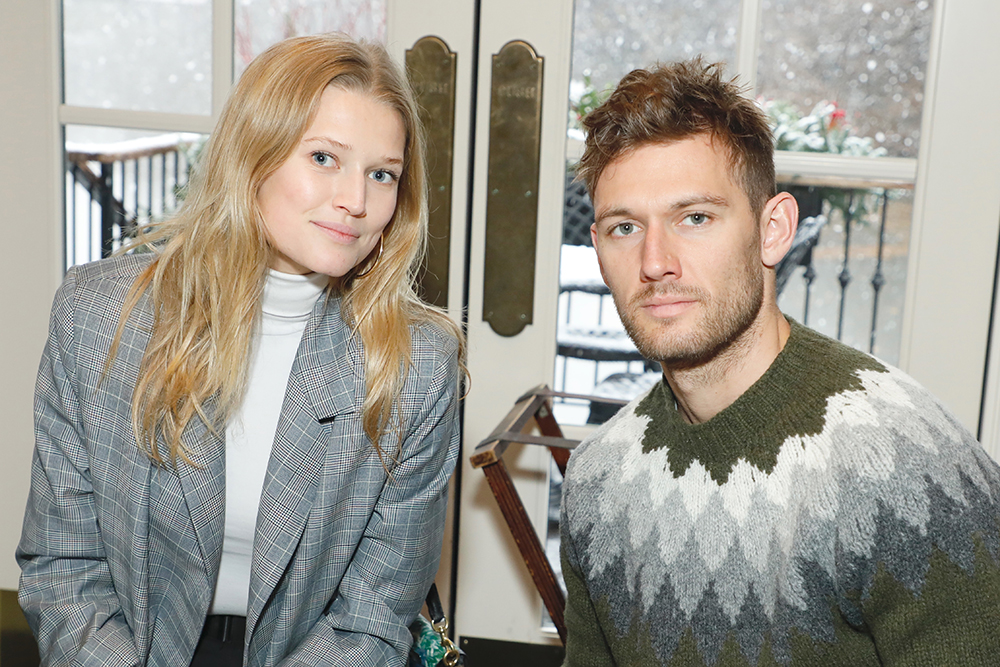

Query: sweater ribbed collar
left=636, top=319, right=886, bottom=484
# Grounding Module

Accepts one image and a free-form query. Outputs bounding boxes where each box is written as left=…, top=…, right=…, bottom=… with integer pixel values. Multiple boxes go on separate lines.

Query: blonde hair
left=113, top=33, right=463, bottom=467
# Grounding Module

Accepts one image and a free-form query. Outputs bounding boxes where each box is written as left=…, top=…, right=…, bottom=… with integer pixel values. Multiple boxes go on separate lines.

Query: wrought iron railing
left=65, top=133, right=201, bottom=267
left=776, top=177, right=913, bottom=364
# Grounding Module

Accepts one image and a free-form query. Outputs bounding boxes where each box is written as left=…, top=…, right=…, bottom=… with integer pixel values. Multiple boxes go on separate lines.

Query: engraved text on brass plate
left=406, top=36, right=457, bottom=309
left=483, top=40, right=543, bottom=337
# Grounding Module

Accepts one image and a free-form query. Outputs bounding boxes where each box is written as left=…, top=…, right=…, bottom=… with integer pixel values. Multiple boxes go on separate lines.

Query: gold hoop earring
left=354, top=233, right=384, bottom=278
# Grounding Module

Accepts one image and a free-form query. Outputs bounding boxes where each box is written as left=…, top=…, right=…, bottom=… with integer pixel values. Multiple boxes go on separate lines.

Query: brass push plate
left=483, top=40, right=543, bottom=337
left=406, top=36, right=457, bottom=310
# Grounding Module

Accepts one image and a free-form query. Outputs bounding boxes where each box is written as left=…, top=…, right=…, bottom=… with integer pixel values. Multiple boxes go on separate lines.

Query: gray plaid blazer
left=17, top=254, right=461, bottom=667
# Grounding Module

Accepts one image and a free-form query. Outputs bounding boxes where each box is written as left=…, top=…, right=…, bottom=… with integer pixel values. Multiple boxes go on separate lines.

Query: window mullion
left=212, top=0, right=234, bottom=121
left=736, top=0, right=763, bottom=89
left=774, top=151, right=917, bottom=188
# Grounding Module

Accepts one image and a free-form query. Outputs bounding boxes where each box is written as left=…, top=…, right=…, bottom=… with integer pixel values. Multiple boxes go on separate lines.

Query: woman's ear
left=760, top=192, right=799, bottom=268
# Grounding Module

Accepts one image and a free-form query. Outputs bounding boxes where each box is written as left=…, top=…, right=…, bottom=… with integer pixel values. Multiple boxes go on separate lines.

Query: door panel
left=456, top=0, right=573, bottom=645
left=386, top=0, right=477, bottom=622
left=390, top=0, right=575, bottom=645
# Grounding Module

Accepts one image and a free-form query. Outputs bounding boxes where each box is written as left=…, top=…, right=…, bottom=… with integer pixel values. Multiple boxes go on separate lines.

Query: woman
left=17, top=33, right=463, bottom=667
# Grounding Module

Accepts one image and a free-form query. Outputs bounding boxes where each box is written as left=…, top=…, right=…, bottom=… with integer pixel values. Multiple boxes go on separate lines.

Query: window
left=553, top=0, right=931, bottom=426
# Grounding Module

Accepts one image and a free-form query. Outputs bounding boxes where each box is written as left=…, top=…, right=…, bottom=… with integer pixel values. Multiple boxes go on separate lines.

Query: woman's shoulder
left=410, top=314, right=460, bottom=360
left=402, top=313, right=462, bottom=392
left=65, top=252, right=154, bottom=293
left=50, top=254, right=156, bottom=334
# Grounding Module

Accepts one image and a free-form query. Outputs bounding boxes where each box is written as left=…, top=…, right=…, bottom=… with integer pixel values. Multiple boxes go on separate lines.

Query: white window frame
left=60, top=0, right=232, bottom=135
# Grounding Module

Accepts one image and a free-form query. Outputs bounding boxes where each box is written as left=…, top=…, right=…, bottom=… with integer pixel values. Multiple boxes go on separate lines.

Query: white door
left=387, top=0, right=576, bottom=651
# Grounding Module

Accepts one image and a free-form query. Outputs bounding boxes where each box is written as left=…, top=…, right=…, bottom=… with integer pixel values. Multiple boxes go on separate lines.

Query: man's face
left=591, top=135, right=765, bottom=369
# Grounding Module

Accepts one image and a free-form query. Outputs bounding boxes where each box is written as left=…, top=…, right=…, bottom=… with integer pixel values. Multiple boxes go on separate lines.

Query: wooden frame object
left=470, top=385, right=576, bottom=643
left=471, top=384, right=628, bottom=643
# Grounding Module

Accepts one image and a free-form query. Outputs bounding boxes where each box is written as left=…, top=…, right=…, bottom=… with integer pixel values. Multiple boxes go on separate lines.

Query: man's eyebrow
left=672, top=194, right=730, bottom=209
left=594, top=194, right=731, bottom=225
left=594, top=206, right=633, bottom=226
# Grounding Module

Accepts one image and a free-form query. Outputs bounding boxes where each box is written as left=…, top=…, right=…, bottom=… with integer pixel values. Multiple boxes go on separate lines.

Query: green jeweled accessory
left=408, top=584, right=464, bottom=667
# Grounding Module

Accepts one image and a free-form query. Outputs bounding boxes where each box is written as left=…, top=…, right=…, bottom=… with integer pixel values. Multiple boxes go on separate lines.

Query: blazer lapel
left=246, top=296, right=362, bottom=635
left=175, top=397, right=227, bottom=595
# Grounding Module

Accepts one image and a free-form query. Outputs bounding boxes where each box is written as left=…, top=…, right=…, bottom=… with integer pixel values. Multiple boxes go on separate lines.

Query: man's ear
left=590, top=223, right=609, bottom=285
left=760, top=192, right=799, bottom=268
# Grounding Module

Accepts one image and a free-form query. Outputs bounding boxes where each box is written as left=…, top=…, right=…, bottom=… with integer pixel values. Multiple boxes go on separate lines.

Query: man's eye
left=684, top=213, right=709, bottom=226
left=612, top=222, right=636, bottom=236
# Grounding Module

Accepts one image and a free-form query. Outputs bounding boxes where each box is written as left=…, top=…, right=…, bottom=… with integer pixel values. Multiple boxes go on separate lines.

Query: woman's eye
left=311, top=151, right=334, bottom=167
left=370, top=169, right=398, bottom=184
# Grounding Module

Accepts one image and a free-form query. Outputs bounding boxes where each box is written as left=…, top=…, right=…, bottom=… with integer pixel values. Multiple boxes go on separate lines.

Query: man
left=559, top=58, right=1000, bottom=666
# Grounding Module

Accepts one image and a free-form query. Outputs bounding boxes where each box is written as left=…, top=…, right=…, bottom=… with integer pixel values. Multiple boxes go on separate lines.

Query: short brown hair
left=577, top=58, right=776, bottom=218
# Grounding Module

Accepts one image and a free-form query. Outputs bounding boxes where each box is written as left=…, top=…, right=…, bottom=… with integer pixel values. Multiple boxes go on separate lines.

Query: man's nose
left=640, top=224, right=680, bottom=282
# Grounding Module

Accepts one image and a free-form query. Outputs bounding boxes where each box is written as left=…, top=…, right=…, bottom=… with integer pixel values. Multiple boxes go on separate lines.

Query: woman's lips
left=311, top=220, right=360, bottom=242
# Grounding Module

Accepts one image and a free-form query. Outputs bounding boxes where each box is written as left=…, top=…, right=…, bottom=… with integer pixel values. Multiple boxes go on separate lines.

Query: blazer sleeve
left=278, top=332, right=462, bottom=667
left=16, top=268, right=141, bottom=667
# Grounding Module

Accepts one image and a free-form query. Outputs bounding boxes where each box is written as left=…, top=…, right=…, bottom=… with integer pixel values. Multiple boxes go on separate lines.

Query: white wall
left=0, top=0, right=61, bottom=589
left=920, top=0, right=1000, bottom=458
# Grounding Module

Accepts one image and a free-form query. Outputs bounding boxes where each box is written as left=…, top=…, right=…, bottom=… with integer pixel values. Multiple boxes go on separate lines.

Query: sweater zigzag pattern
left=560, top=322, right=1000, bottom=666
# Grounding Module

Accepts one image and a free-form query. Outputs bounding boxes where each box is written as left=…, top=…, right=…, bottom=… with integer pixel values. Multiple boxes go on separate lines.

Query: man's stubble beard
left=614, top=255, right=765, bottom=371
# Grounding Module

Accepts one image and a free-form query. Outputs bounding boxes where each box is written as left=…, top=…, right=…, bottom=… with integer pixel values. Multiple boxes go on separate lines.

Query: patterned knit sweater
left=560, top=321, right=1000, bottom=666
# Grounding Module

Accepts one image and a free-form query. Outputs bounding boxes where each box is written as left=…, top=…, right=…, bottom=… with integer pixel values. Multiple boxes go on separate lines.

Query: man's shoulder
left=783, top=322, right=1000, bottom=518
left=565, top=380, right=664, bottom=481
left=787, top=320, right=964, bottom=430
left=783, top=319, right=890, bottom=386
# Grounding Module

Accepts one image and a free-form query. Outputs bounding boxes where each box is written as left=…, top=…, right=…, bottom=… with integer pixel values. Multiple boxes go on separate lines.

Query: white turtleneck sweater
left=209, top=270, right=329, bottom=616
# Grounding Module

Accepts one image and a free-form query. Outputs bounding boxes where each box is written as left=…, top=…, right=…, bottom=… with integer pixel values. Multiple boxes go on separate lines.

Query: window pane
left=63, top=0, right=212, bottom=115
left=757, top=0, right=934, bottom=158
left=570, top=0, right=740, bottom=95
left=234, top=0, right=387, bottom=78
left=65, top=125, right=207, bottom=268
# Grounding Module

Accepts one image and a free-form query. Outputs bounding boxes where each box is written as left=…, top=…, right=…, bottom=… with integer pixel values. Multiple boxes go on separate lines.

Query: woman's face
left=257, top=85, right=406, bottom=276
